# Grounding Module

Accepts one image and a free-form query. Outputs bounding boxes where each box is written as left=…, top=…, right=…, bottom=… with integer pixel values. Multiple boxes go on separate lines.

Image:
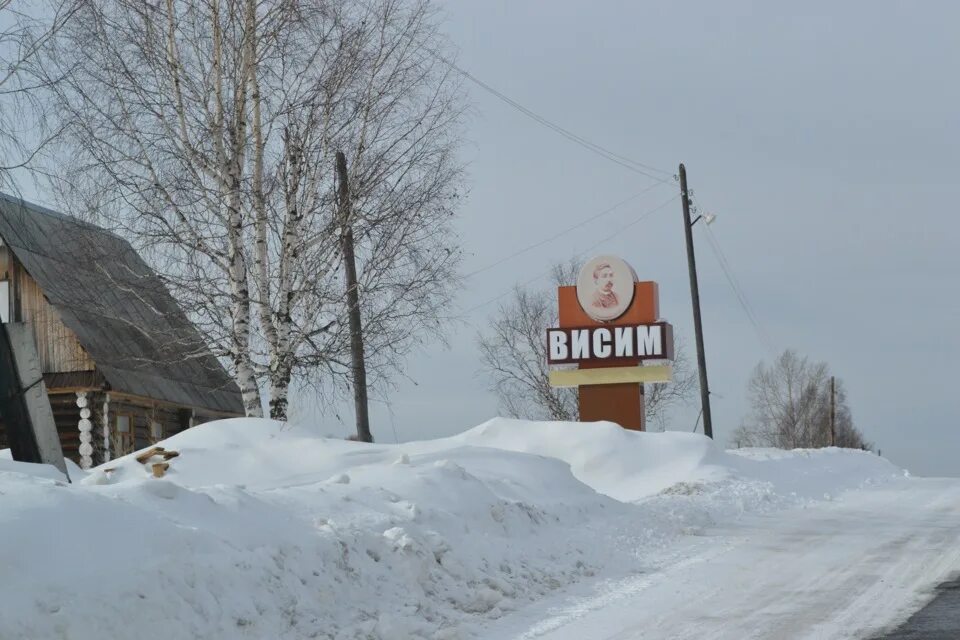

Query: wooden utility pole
left=335, top=151, right=373, bottom=443
left=830, top=375, right=836, bottom=447
left=679, top=163, right=713, bottom=439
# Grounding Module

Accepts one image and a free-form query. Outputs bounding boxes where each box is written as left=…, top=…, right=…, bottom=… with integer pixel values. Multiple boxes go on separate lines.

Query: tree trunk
left=263, top=130, right=304, bottom=423
left=229, top=245, right=263, bottom=417
left=226, top=151, right=262, bottom=417
left=335, top=150, right=372, bottom=443
left=268, top=355, right=293, bottom=420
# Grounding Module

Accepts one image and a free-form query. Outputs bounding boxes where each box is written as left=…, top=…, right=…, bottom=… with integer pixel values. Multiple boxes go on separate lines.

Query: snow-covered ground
left=0, top=418, right=951, bottom=640
left=488, top=478, right=960, bottom=640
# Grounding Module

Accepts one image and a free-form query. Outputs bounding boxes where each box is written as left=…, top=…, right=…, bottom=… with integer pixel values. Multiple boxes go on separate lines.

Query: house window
left=115, top=414, right=133, bottom=456
left=149, top=421, right=163, bottom=442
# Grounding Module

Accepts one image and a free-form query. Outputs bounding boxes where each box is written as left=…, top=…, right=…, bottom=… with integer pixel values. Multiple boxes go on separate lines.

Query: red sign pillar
left=556, top=281, right=660, bottom=431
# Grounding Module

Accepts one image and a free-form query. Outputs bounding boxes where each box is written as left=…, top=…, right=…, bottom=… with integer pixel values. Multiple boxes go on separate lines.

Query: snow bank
left=1, top=455, right=67, bottom=483
left=445, top=418, right=730, bottom=501
left=441, top=418, right=902, bottom=506
left=0, top=418, right=905, bottom=639
left=0, top=448, right=88, bottom=484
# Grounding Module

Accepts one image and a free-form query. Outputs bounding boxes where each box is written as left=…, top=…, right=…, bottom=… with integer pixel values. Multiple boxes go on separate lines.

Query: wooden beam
left=0, top=322, right=69, bottom=476
left=10, top=253, right=21, bottom=323
left=549, top=365, right=673, bottom=388
left=102, top=392, right=111, bottom=464
left=102, top=391, right=242, bottom=419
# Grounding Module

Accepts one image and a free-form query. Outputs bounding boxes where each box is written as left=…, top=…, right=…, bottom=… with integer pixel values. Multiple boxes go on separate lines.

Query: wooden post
left=101, top=392, right=111, bottom=463
left=335, top=150, right=373, bottom=443
left=10, top=255, right=21, bottom=323
left=679, top=164, right=713, bottom=439
left=830, top=375, right=836, bottom=447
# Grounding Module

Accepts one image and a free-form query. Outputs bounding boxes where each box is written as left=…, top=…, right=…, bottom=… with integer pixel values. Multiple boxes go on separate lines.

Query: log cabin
left=0, top=194, right=243, bottom=469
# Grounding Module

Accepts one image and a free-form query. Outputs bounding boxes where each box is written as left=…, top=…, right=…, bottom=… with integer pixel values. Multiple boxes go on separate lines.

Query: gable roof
left=0, top=194, right=243, bottom=415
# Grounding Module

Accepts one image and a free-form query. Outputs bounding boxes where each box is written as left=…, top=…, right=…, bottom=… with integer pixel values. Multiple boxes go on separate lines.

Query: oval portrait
left=576, top=255, right=637, bottom=322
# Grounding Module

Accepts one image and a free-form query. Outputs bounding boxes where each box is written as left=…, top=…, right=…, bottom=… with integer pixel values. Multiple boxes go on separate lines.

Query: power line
left=347, top=6, right=680, bottom=316
left=463, top=193, right=679, bottom=315
left=699, top=218, right=776, bottom=353
left=580, top=194, right=678, bottom=255
left=353, top=0, right=673, bottom=182
left=463, top=180, right=674, bottom=279
left=447, top=60, right=674, bottom=183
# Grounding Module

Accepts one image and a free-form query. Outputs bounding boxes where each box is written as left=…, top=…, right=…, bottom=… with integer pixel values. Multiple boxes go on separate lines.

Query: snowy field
left=1, top=418, right=952, bottom=640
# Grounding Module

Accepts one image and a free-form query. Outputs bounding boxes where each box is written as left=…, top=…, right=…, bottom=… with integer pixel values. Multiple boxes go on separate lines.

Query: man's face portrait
left=576, top=255, right=636, bottom=321
left=594, top=265, right=615, bottom=294
left=591, top=263, right=618, bottom=308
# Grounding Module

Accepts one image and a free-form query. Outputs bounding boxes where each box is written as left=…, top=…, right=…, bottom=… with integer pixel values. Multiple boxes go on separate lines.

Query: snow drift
left=0, top=418, right=904, bottom=639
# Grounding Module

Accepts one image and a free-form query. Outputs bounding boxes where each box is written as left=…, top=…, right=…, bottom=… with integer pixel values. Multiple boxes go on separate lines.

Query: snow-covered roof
left=0, top=193, right=243, bottom=415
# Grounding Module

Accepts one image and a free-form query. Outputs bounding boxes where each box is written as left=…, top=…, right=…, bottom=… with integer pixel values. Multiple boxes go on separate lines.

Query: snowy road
left=487, top=478, right=960, bottom=640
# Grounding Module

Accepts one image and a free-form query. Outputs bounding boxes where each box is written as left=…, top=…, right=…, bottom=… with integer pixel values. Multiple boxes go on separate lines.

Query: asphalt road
left=873, top=577, right=960, bottom=640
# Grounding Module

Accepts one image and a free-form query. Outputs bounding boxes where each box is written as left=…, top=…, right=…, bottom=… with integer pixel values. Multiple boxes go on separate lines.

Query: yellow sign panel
left=548, top=364, right=673, bottom=388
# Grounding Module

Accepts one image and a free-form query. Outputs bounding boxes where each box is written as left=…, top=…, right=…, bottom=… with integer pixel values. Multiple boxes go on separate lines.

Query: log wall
left=17, top=271, right=95, bottom=374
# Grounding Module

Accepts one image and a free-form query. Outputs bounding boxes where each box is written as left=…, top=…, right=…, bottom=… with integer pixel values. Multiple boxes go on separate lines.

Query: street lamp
left=691, top=212, right=717, bottom=227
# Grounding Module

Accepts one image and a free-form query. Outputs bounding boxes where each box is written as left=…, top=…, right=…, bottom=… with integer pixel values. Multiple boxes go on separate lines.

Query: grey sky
left=8, top=2, right=957, bottom=475
left=311, top=0, right=960, bottom=477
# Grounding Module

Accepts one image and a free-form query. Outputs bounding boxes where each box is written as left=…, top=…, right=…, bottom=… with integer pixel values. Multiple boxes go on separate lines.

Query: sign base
left=579, top=382, right=645, bottom=431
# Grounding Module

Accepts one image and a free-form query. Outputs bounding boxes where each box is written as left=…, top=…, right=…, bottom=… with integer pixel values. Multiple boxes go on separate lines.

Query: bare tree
left=731, top=349, right=869, bottom=449
left=41, top=0, right=464, bottom=425
left=319, top=0, right=465, bottom=403
left=477, top=261, right=696, bottom=426
left=479, top=283, right=579, bottom=422
left=0, top=0, right=79, bottom=191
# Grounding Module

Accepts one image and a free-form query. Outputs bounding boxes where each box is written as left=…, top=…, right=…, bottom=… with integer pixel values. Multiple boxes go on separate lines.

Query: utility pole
left=335, top=151, right=373, bottom=443
left=679, top=163, right=713, bottom=439
left=830, top=375, right=836, bottom=447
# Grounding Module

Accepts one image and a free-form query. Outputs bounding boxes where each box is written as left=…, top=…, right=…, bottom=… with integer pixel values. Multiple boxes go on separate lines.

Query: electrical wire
left=384, top=397, right=401, bottom=444
left=352, top=0, right=674, bottom=182
left=463, top=180, right=674, bottom=280
left=347, top=3, right=683, bottom=318
left=446, top=60, right=674, bottom=183
left=367, top=9, right=676, bottom=182
left=698, top=217, right=776, bottom=354
left=579, top=194, right=679, bottom=255
left=463, top=193, right=679, bottom=315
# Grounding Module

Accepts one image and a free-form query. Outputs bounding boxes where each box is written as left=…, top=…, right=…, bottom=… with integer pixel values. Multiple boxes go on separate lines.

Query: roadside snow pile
left=0, top=418, right=905, bottom=640
left=446, top=418, right=732, bottom=502
left=1, top=449, right=71, bottom=482
left=445, top=418, right=905, bottom=537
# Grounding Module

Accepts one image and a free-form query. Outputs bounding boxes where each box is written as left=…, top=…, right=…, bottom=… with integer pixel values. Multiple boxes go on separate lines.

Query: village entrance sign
left=547, top=255, right=674, bottom=431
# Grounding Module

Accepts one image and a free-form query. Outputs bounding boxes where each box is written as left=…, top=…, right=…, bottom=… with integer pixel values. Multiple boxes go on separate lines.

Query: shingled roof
left=0, top=194, right=243, bottom=415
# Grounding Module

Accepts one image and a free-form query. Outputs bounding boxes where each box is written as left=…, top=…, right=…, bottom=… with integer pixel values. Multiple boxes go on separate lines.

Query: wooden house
left=0, top=195, right=243, bottom=468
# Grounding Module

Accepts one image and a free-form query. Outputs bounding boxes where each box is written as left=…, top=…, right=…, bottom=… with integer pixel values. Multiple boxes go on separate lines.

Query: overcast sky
left=11, top=2, right=956, bottom=475
left=305, top=0, right=960, bottom=477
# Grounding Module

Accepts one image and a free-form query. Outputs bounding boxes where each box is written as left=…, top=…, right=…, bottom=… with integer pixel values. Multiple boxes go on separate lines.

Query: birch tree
left=0, top=0, right=79, bottom=190
left=42, top=0, right=464, bottom=423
